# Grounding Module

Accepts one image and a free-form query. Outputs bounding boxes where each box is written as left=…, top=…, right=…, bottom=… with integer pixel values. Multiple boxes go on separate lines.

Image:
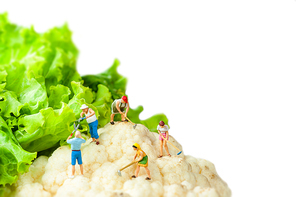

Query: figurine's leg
left=159, top=140, right=163, bottom=157
left=92, top=120, right=99, bottom=144
left=121, top=113, right=125, bottom=121
left=163, top=140, right=170, bottom=156
left=89, top=123, right=96, bottom=142
left=135, top=165, right=140, bottom=177
left=77, top=152, right=83, bottom=175
left=79, top=164, right=83, bottom=175
left=71, top=165, right=75, bottom=176
left=144, top=167, right=151, bottom=178
left=110, top=114, right=115, bottom=122
left=70, top=152, right=76, bottom=178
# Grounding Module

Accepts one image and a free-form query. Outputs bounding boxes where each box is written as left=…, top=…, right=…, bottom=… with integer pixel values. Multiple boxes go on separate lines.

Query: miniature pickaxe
left=125, top=116, right=137, bottom=129
left=117, top=160, right=137, bottom=176
left=160, top=133, right=182, bottom=155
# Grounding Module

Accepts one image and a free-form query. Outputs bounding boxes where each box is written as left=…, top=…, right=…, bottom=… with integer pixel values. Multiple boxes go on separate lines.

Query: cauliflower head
left=7, top=122, right=231, bottom=197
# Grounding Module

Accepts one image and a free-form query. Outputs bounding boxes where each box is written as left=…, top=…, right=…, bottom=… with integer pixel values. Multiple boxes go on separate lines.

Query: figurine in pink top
left=157, top=121, right=171, bottom=158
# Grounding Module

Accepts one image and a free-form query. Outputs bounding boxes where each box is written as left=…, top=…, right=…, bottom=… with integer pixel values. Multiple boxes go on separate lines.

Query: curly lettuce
left=0, top=116, right=37, bottom=186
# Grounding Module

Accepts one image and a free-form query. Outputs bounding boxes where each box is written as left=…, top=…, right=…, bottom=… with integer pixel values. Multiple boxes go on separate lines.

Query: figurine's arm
left=157, top=130, right=161, bottom=135
left=116, top=101, right=124, bottom=114
left=86, top=108, right=95, bottom=119
left=158, top=128, right=165, bottom=139
left=133, top=153, right=137, bottom=161
left=67, top=135, right=72, bottom=141
left=80, top=137, right=86, bottom=143
left=165, top=131, right=169, bottom=140
left=80, top=112, right=84, bottom=118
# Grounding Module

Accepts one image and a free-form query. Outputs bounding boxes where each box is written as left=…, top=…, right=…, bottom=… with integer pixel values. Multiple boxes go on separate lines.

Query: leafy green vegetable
left=0, top=70, right=7, bottom=91
left=15, top=103, right=77, bottom=152
left=0, top=116, right=37, bottom=186
left=82, top=59, right=127, bottom=100
left=92, top=84, right=113, bottom=127
left=0, top=13, right=169, bottom=191
left=128, top=106, right=169, bottom=133
left=48, top=84, right=71, bottom=109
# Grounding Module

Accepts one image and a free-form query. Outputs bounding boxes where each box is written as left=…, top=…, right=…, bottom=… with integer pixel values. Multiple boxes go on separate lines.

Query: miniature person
left=131, top=143, right=151, bottom=180
left=110, top=96, right=130, bottom=125
left=67, top=131, right=86, bottom=178
left=80, top=104, right=100, bottom=145
left=157, top=121, right=171, bottom=158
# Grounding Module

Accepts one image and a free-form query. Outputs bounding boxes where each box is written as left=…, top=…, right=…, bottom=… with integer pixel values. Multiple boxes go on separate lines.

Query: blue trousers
left=89, top=119, right=99, bottom=139
left=71, top=150, right=82, bottom=165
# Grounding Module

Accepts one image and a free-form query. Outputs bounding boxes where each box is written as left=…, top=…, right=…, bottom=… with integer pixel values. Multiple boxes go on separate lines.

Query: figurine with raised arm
left=131, top=143, right=151, bottom=180
left=67, top=131, right=86, bottom=178
left=157, top=121, right=171, bottom=158
left=110, top=96, right=129, bottom=125
left=80, top=104, right=100, bottom=145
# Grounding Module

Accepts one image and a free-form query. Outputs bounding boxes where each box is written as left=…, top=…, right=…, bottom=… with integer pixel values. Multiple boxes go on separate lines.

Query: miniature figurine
left=67, top=131, right=86, bottom=178
left=110, top=96, right=130, bottom=125
left=131, top=143, right=151, bottom=180
left=157, top=121, right=171, bottom=158
left=80, top=104, right=100, bottom=145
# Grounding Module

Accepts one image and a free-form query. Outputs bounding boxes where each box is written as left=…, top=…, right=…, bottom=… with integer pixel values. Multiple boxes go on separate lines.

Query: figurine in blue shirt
left=67, top=131, right=86, bottom=179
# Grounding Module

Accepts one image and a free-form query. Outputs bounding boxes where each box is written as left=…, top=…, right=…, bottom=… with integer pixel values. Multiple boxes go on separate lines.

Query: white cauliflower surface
left=7, top=122, right=231, bottom=197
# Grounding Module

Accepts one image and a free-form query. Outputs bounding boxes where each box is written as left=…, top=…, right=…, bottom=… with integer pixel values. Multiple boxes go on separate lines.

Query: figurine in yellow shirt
left=131, top=143, right=151, bottom=180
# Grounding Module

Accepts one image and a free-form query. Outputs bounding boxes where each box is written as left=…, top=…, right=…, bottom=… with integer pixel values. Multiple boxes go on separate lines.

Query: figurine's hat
left=132, top=143, right=140, bottom=149
left=122, top=96, right=128, bottom=103
left=80, top=104, right=89, bottom=110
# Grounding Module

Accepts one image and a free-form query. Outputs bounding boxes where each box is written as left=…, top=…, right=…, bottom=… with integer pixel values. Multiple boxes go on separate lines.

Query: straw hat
left=80, top=104, right=89, bottom=110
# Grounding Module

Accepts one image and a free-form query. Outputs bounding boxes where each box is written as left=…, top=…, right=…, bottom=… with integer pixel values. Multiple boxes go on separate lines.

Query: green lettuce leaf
left=0, top=90, right=24, bottom=118
left=48, top=84, right=71, bottom=109
left=15, top=103, right=76, bottom=152
left=128, top=106, right=169, bottom=133
left=0, top=70, right=7, bottom=91
left=92, top=84, right=113, bottom=127
left=67, top=81, right=98, bottom=133
left=68, top=81, right=96, bottom=117
left=82, top=59, right=127, bottom=100
left=0, top=116, right=36, bottom=186
left=3, top=63, right=48, bottom=114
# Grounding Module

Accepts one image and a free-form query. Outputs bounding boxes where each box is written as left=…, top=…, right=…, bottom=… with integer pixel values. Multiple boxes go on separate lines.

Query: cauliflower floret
left=15, top=156, right=48, bottom=187
left=15, top=183, right=51, bottom=197
left=123, top=178, right=163, bottom=197
left=193, top=186, right=220, bottom=197
left=196, top=159, right=231, bottom=197
left=10, top=122, right=231, bottom=197
left=164, top=184, right=188, bottom=197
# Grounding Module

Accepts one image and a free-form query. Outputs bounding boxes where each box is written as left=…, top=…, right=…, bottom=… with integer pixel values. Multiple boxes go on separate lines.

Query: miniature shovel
left=125, top=116, right=137, bottom=129
left=160, top=133, right=182, bottom=155
left=117, top=161, right=137, bottom=176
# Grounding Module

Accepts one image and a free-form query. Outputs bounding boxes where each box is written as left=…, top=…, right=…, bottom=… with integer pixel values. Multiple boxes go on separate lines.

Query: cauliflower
left=8, top=122, right=231, bottom=197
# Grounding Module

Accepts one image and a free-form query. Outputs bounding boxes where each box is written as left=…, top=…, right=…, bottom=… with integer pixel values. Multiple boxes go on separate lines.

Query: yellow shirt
left=136, top=149, right=146, bottom=158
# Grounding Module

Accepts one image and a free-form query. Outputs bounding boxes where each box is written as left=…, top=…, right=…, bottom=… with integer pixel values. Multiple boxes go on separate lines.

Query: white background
left=1, top=1, right=296, bottom=196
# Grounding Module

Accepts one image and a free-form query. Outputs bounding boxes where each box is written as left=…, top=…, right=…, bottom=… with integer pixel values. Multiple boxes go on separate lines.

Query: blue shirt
left=67, top=138, right=86, bottom=150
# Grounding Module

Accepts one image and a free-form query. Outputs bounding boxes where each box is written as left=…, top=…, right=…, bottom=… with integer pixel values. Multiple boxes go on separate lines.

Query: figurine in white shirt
left=80, top=104, right=99, bottom=145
